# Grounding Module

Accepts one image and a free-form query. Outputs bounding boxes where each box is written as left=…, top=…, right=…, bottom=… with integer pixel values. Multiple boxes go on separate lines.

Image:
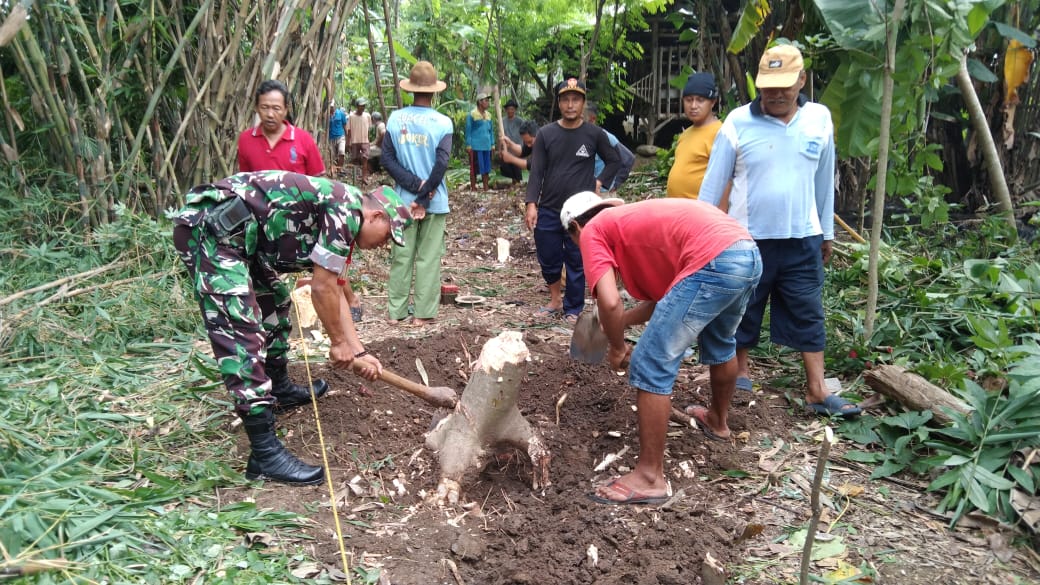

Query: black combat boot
left=266, top=364, right=329, bottom=412
left=243, top=408, right=324, bottom=485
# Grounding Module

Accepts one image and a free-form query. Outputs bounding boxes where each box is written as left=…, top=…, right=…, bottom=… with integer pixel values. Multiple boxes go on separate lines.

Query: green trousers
left=388, top=213, right=446, bottom=320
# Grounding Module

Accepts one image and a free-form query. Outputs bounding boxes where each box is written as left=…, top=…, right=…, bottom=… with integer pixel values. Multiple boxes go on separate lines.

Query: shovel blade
left=569, top=309, right=608, bottom=364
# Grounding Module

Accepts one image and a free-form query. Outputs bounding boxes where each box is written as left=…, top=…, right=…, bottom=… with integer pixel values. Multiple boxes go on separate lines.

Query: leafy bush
left=926, top=356, right=1040, bottom=525
left=826, top=220, right=1040, bottom=526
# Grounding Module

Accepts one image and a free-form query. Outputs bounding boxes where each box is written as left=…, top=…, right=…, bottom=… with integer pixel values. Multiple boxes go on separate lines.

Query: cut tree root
left=425, top=331, right=551, bottom=505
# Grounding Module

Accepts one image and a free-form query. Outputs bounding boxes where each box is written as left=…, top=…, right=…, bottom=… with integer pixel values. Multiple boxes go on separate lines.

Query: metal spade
left=569, top=307, right=609, bottom=364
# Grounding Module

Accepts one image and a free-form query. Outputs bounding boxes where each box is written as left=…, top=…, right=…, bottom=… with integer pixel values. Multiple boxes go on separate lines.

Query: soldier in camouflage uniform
left=172, top=170, right=412, bottom=485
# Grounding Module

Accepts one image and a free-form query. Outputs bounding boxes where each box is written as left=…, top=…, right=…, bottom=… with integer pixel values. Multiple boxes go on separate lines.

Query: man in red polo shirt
left=237, top=80, right=325, bottom=176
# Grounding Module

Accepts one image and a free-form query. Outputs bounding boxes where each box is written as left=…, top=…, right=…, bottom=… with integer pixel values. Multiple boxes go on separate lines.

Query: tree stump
left=862, top=364, right=971, bottom=425
left=425, top=331, right=551, bottom=505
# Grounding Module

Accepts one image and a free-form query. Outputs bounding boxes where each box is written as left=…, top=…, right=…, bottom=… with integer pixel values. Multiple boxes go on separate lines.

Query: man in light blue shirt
left=700, top=44, right=860, bottom=419
left=382, top=61, right=454, bottom=326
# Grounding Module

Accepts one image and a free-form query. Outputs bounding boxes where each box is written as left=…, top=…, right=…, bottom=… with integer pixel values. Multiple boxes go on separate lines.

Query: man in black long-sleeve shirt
left=525, top=78, right=621, bottom=323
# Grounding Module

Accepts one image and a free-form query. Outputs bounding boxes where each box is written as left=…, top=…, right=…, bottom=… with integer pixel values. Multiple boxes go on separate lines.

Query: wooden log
left=862, top=364, right=970, bottom=425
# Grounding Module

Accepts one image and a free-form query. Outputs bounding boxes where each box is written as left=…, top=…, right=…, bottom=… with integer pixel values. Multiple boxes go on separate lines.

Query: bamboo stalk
left=7, top=275, right=150, bottom=325
left=260, top=0, right=302, bottom=81
left=123, top=0, right=213, bottom=198
left=0, top=63, right=21, bottom=168
left=382, top=0, right=402, bottom=109
left=365, top=4, right=387, bottom=117
left=0, top=259, right=129, bottom=307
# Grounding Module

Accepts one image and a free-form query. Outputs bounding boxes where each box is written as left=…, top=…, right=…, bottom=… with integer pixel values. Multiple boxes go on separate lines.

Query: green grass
left=0, top=203, right=332, bottom=583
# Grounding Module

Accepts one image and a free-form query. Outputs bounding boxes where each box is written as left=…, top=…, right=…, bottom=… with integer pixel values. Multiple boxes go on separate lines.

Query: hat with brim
left=560, top=191, right=623, bottom=228
left=556, top=77, right=587, bottom=97
left=400, top=61, right=447, bottom=93
left=476, top=92, right=491, bottom=101
left=368, top=186, right=413, bottom=246
left=755, top=45, right=804, bottom=89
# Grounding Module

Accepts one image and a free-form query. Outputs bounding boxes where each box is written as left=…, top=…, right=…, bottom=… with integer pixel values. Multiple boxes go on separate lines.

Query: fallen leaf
left=415, top=357, right=429, bottom=386
left=1011, top=489, right=1040, bottom=533
left=986, top=532, right=1015, bottom=563
left=786, top=529, right=847, bottom=561
left=290, top=561, right=322, bottom=579
left=351, top=502, right=385, bottom=513
left=733, top=523, right=765, bottom=544
left=837, top=483, right=865, bottom=497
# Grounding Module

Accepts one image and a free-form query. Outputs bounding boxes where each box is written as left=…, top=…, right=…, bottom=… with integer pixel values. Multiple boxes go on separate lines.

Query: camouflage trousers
left=173, top=223, right=293, bottom=416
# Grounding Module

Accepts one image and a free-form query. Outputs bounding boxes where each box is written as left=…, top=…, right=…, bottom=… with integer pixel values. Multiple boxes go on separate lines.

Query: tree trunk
left=579, top=0, right=606, bottom=81
left=865, top=0, right=905, bottom=339
left=717, top=6, right=748, bottom=104
left=381, top=0, right=402, bottom=109
left=955, top=53, right=1017, bottom=239
left=425, top=331, right=551, bottom=506
left=862, top=365, right=970, bottom=425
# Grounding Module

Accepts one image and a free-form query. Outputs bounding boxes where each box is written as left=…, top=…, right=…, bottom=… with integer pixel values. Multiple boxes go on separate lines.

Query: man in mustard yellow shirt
left=666, top=73, right=722, bottom=200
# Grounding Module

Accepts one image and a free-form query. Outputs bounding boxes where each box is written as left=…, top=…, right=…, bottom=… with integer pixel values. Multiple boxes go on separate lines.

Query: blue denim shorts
left=736, top=235, right=826, bottom=352
left=629, top=240, right=762, bottom=395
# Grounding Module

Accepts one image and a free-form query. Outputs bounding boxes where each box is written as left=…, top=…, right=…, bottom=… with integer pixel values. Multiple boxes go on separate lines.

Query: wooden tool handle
left=379, top=368, right=432, bottom=398
left=353, top=363, right=458, bottom=408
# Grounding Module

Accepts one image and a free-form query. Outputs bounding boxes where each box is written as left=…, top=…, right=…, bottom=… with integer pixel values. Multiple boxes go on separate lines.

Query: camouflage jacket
left=172, top=171, right=363, bottom=274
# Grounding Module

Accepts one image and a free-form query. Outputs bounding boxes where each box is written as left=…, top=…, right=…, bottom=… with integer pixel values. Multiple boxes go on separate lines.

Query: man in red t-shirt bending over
left=561, top=192, right=762, bottom=505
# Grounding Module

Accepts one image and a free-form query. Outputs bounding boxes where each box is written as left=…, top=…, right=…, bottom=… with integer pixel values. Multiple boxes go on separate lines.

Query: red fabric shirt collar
left=250, top=120, right=297, bottom=140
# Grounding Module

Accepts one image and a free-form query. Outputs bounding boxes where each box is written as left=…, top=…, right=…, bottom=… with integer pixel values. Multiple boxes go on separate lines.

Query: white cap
left=560, top=191, right=623, bottom=228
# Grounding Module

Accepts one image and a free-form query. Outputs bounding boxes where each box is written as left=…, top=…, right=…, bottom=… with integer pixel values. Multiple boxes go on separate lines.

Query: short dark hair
left=255, top=80, right=290, bottom=106
left=519, top=120, right=539, bottom=136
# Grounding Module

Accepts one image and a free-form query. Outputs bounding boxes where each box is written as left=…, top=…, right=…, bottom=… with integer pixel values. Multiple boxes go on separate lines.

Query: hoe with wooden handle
left=353, top=363, right=458, bottom=409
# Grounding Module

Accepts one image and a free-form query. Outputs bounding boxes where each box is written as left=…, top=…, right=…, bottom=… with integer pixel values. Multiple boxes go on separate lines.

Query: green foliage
left=926, top=365, right=1040, bottom=525
left=0, top=179, right=336, bottom=583
left=824, top=215, right=1038, bottom=386
left=727, top=0, right=772, bottom=54
left=387, top=0, right=668, bottom=114
left=826, top=212, right=1040, bottom=525
left=815, top=0, right=1001, bottom=159
left=840, top=411, right=936, bottom=478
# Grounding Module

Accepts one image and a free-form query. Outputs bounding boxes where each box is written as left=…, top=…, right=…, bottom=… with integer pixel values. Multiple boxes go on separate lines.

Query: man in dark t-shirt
left=524, top=78, right=621, bottom=323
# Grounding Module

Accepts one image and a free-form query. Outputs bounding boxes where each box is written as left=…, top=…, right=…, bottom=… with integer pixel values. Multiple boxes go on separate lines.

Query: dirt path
left=217, top=183, right=1039, bottom=584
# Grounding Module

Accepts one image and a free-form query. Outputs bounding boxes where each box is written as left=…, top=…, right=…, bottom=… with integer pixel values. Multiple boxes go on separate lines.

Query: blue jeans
left=533, top=207, right=585, bottom=315
left=629, top=240, right=762, bottom=395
